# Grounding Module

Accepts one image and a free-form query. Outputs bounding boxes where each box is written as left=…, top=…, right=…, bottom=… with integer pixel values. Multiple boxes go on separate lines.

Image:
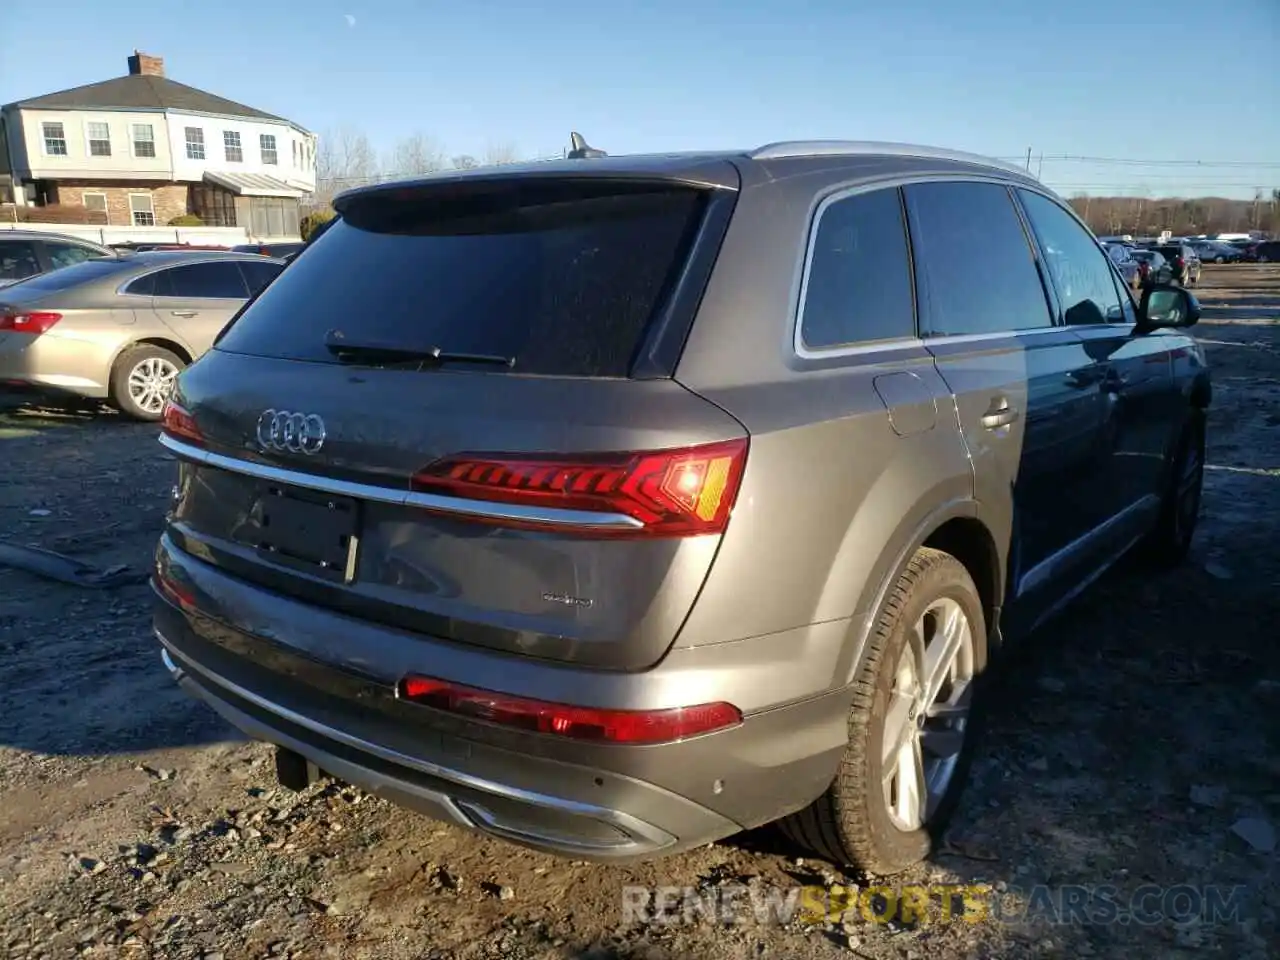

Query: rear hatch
left=162, top=167, right=746, bottom=671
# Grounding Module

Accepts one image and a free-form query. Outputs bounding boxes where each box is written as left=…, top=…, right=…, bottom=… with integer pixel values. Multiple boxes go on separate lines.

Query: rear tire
left=1140, top=408, right=1205, bottom=568
left=778, top=548, right=988, bottom=875
left=110, top=344, right=185, bottom=422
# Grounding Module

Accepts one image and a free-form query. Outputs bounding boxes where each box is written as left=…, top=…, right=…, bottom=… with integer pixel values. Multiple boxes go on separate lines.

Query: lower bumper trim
left=157, top=635, right=681, bottom=858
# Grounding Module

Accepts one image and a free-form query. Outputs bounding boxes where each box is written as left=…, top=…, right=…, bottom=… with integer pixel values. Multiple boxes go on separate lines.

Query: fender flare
left=836, top=496, right=996, bottom=688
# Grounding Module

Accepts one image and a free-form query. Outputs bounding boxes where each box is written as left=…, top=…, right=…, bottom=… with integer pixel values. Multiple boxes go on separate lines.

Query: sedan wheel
left=110, top=344, right=187, bottom=422
left=128, top=357, right=179, bottom=415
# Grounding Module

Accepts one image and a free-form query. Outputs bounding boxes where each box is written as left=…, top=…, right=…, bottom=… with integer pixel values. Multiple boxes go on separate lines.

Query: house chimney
left=127, top=51, right=165, bottom=77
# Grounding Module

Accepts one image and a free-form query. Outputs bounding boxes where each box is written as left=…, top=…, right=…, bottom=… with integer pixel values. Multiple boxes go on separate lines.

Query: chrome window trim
left=792, top=174, right=1068, bottom=362
left=158, top=433, right=646, bottom=530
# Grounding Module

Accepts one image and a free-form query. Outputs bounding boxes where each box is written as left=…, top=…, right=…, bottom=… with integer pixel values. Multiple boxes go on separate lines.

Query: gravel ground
left=1, top=266, right=1278, bottom=960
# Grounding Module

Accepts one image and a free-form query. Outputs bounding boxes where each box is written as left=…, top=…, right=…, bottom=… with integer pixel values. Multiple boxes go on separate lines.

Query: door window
left=155, top=261, right=249, bottom=299
left=799, top=186, right=916, bottom=349
left=1019, top=190, right=1128, bottom=326
left=903, top=181, right=1052, bottom=337
left=0, top=240, right=41, bottom=282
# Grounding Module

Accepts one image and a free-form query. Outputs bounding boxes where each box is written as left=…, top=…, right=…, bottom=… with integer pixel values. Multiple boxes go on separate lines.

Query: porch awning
left=202, top=171, right=305, bottom=198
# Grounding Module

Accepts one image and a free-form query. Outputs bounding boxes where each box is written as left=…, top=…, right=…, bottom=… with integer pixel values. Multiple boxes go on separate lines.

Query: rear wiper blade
left=323, top=330, right=514, bottom=368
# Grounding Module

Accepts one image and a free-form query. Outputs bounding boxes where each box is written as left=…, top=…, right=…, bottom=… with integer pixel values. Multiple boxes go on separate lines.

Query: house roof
left=7, top=74, right=304, bottom=130
left=204, top=171, right=304, bottom=198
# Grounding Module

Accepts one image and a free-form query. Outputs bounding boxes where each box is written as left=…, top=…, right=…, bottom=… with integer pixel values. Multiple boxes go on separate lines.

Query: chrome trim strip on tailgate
left=158, top=432, right=645, bottom=530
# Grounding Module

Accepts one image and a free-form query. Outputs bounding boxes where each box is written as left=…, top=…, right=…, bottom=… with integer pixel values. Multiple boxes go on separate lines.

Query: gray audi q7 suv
left=153, top=141, right=1210, bottom=875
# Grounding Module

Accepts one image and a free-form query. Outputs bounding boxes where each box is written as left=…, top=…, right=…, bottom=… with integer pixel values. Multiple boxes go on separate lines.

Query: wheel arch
left=839, top=503, right=1006, bottom=688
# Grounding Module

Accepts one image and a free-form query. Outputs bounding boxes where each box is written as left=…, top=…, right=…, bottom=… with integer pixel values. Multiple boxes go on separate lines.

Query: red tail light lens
left=161, top=400, right=203, bottom=444
left=399, top=674, right=742, bottom=744
left=411, top=438, right=748, bottom=538
left=0, top=311, right=62, bottom=335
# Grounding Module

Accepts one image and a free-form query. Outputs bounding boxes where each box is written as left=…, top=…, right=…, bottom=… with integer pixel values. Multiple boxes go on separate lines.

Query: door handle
left=980, top=400, right=1020, bottom=430
left=170, top=310, right=196, bottom=318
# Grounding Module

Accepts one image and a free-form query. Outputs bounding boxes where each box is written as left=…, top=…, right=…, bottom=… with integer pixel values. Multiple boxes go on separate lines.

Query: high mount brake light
left=411, top=438, right=749, bottom=538
left=161, top=400, right=203, bottom=444
left=0, top=311, right=62, bottom=335
left=398, top=674, right=742, bottom=744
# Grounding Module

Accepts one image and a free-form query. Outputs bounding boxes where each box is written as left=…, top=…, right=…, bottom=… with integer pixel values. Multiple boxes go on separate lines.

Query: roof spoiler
left=567, top=132, right=607, bottom=160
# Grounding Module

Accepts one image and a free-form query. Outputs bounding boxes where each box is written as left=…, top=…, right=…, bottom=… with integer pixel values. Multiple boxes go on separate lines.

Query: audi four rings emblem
left=256, top=409, right=326, bottom=455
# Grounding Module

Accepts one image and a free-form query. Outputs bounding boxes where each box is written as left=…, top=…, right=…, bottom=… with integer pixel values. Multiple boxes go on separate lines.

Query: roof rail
left=749, top=140, right=1032, bottom=177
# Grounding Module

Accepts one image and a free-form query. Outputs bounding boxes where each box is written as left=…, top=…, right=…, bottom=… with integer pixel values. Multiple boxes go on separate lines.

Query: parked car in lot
left=0, top=230, right=117, bottom=288
left=0, top=251, right=283, bottom=419
left=1155, top=243, right=1201, bottom=285
left=1253, top=240, right=1280, bottom=263
left=152, top=140, right=1210, bottom=876
left=1190, top=240, right=1243, bottom=264
left=1129, top=248, right=1173, bottom=286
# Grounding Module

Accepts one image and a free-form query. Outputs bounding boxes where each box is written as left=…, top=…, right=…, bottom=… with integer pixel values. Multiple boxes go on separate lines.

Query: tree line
left=1067, top=190, right=1280, bottom=238
left=310, top=127, right=530, bottom=208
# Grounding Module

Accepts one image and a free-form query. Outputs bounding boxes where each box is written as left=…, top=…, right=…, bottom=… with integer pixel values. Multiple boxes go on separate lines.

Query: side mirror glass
left=1139, top=284, right=1200, bottom=330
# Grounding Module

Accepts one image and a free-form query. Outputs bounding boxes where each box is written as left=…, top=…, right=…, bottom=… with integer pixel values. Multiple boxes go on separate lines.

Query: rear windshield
left=214, top=183, right=706, bottom=377
left=5, top=256, right=129, bottom=294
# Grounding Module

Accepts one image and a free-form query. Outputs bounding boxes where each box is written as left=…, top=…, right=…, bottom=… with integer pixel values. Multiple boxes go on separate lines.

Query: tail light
left=0, top=311, right=62, bottom=335
left=411, top=438, right=749, bottom=538
left=399, top=674, right=742, bottom=744
left=161, top=400, right=203, bottom=444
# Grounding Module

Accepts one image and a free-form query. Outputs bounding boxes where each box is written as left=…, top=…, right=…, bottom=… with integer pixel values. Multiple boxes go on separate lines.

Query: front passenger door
left=149, top=260, right=251, bottom=358
left=1015, top=188, right=1175, bottom=535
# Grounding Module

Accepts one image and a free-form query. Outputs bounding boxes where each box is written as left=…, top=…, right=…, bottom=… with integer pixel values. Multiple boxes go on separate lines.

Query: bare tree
left=482, top=142, right=521, bottom=166
left=315, top=126, right=380, bottom=202
left=450, top=155, right=479, bottom=171
left=388, top=133, right=446, bottom=178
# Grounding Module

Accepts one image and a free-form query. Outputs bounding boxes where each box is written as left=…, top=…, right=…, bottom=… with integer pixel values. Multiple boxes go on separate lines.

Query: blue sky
left=2, top=0, right=1277, bottom=198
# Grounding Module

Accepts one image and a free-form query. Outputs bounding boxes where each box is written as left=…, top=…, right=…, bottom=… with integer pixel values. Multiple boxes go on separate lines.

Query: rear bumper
left=153, top=541, right=854, bottom=862
left=0, top=333, right=111, bottom=398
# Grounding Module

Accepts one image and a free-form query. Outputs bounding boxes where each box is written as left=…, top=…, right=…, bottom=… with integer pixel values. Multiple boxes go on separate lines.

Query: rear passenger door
left=1015, top=188, right=1176, bottom=534
left=148, top=260, right=251, bottom=357
left=904, top=180, right=1109, bottom=622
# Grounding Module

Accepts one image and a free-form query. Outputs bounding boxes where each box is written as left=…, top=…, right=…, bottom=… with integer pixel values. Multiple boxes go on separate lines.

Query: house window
left=260, top=134, right=278, bottom=165
left=129, top=193, right=156, bottom=226
left=185, top=127, right=205, bottom=160
left=83, top=192, right=109, bottom=223
left=42, top=122, right=68, bottom=156
left=86, top=121, right=111, bottom=157
left=131, top=123, right=156, bottom=158
left=223, top=131, right=243, bottom=162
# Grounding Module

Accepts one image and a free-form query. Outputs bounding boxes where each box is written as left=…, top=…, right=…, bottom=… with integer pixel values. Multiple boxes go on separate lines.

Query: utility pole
left=1025, top=147, right=1032, bottom=172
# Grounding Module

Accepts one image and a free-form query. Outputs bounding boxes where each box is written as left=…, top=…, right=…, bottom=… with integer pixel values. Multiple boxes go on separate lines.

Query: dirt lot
left=1, top=266, right=1278, bottom=960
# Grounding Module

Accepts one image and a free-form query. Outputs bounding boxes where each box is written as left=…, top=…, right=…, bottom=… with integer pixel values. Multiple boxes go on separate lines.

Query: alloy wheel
left=127, top=357, right=179, bottom=415
left=881, top=597, right=976, bottom=832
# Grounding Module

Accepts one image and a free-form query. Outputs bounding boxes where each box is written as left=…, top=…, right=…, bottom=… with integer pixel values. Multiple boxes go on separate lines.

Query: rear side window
left=904, top=181, right=1052, bottom=337
left=156, top=261, right=250, bottom=299
left=45, top=241, right=104, bottom=269
left=214, top=185, right=705, bottom=377
left=238, top=260, right=283, bottom=295
left=799, top=187, right=915, bottom=349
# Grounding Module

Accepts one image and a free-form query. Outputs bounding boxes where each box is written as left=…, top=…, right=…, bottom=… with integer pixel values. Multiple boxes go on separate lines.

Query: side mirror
left=1137, top=284, right=1200, bottom=331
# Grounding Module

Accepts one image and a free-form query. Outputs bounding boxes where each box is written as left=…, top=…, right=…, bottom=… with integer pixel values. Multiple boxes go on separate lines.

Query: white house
left=0, top=51, right=315, bottom=239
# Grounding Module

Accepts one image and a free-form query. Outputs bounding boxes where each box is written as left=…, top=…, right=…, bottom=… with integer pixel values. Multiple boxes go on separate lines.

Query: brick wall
left=47, top=180, right=189, bottom=227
